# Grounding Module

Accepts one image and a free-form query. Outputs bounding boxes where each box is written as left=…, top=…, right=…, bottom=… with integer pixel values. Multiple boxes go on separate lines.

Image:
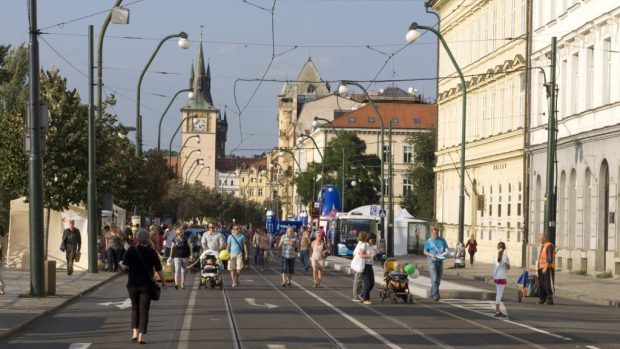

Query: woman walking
left=465, top=234, right=478, bottom=265
left=299, top=227, right=311, bottom=272
left=310, top=230, right=327, bottom=287
left=121, top=229, right=166, bottom=344
left=493, top=242, right=510, bottom=317
left=168, top=228, right=190, bottom=289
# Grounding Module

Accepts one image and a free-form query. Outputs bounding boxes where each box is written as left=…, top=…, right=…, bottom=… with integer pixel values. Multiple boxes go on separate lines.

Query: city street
left=1, top=262, right=618, bottom=349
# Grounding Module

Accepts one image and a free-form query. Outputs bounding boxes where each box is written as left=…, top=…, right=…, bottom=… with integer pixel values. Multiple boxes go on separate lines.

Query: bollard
left=45, top=260, right=56, bottom=296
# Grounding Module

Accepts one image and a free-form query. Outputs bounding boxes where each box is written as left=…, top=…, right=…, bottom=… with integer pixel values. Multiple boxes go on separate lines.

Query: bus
left=330, top=211, right=381, bottom=257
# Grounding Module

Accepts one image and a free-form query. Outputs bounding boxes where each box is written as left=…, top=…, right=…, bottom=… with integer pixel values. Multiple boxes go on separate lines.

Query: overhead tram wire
left=38, top=0, right=144, bottom=31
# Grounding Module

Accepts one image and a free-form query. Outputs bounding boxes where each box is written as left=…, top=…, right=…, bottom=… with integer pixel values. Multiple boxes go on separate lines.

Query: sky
left=1, top=0, right=438, bottom=157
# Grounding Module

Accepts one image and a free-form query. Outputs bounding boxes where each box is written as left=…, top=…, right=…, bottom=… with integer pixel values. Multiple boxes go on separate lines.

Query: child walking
left=493, top=242, right=510, bottom=317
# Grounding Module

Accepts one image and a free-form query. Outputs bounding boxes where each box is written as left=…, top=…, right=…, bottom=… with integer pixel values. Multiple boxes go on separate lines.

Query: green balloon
left=404, top=263, right=416, bottom=275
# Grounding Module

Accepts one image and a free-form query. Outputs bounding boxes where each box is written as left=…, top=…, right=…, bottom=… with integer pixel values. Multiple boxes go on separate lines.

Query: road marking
left=222, top=280, right=243, bottom=349
left=291, top=279, right=401, bottom=349
left=266, top=345, right=286, bottom=349
left=244, top=297, right=278, bottom=309
left=441, top=299, right=508, bottom=318
left=177, top=274, right=199, bottom=349
left=440, top=299, right=572, bottom=341
left=259, top=267, right=346, bottom=348
left=97, top=298, right=131, bottom=309
left=69, top=344, right=91, bottom=349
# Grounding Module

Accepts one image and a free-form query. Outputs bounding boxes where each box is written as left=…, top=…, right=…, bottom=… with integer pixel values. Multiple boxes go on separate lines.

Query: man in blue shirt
left=424, top=227, right=449, bottom=301
left=227, top=225, right=248, bottom=287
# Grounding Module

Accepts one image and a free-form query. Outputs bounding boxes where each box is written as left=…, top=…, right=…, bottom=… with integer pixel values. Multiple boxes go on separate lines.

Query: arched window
left=568, top=169, right=577, bottom=249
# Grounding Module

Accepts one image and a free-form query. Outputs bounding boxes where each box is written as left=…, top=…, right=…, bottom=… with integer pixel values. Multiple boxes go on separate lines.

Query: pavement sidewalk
left=0, top=266, right=120, bottom=340
left=326, top=254, right=620, bottom=307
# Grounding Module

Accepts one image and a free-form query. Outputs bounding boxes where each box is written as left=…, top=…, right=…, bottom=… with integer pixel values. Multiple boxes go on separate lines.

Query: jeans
left=361, top=264, right=374, bottom=300
left=538, top=268, right=554, bottom=302
left=107, top=248, right=122, bottom=271
left=254, top=247, right=261, bottom=265
left=299, top=249, right=310, bottom=271
left=127, top=287, right=152, bottom=334
left=428, top=260, right=443, bottom=300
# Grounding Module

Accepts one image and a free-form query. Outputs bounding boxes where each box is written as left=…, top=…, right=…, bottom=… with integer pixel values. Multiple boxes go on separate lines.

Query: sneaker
left=362, top=300, right=372, bottom=305
left=352, top=298, right=363, bottom=302
left=538, top=300, right=546, bottom=304
left=494, top=312, right=506, bottom=317
left=282, top=283, right=286, bottom=287
left=231, top=283, right=237, bottom=288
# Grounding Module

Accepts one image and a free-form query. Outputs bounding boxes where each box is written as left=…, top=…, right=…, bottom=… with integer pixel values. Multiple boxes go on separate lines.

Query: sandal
left=131, top=337, right=138, bottom=343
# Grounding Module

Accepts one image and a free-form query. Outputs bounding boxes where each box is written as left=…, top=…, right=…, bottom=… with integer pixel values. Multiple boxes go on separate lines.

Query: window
left=403, top=145, right=414, bottom=163
left=403, top=177, right=413, bottom=195
left=484, top=10, right=489, bottom=54
left=499, top=85, right=504, bottom=132
left=507, top=183, right=512, bottom=216
left=368, top=117, right=375, bottom=123
left=258, top=188, right=263, bottom=196
left=520, top=0, right=526, bottom=34
left=603, top=38, right=611, bottom=104
left=498, top=184, right=503, bottom=218
left=481, top=94, right=487, bottom=137
left=518, top=73, right=525, bottom=128
left=383, top=144, right=391, bottom=163
left=517, top=181, right=522, bottom=216
left=249, top=189, right=254, bottom=196
left=492, top=7, right=497, bottom=51
left=501, top=0, right=506, bottom=42
left=508, top=80, right=514, bottom=130
left=231, top=180, right=234, bottom=186
left=586, top=45, right=594, bottom=109
left=383, top=181, right=390, bottom=196
left=240, top=189, right=245, bottom=196
left=489, top=90, right=495, bottom=135
left=510, top=0, right=516, bottom=37
left=219, top=180, right=222, bottom=185
left=560, top=59, right=567, bottom=118
left=571, top=52, right=579, bottom=114
left=489, top=185, right=493, bottom=216
left=348, top=117, right=356, bottom=123
left=390, top=118, right=399, bottom=124
left=413, top=118, right=421, bottom=125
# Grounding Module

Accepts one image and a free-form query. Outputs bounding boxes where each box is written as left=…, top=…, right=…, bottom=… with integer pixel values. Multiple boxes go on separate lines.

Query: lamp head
left=311, top=119, right=319, bottom=128
left=296, top=136, right=304, bottom=145
left=178, top=32, right=190, bottom=49
left=197, top=159, right=204, bottom=165
left=405, top=22, right=421, bottom=43
left=197, top=149, right=202, bottom=155
left=194, top=135, right=201, bottom=143
left=351, top=180, right=357, bottom=187
left=337, top=84, right=348, bottom=95
left=188, top=91, right=195, bottom=100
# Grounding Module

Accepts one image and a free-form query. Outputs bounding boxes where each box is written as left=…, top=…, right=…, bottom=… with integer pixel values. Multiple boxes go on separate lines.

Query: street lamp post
left=180, top=149, right=201, bottom=179
left=406, top=22, right=467, bottom=244
left=338, top=81, right=384, bottom=210
left=313, top=117, right=346, bottom=212
left=168, top=116, right=199, bottom=169
left=185, top=160, right=204, bottom=184
left=136, top=31, right=190, bottom=158
left=175, top=135, right=200, bottom=173
left=277, top=147, right=303, bottom=214
left=297, top=134, right=324, bottom=190
left=157, top=88, right=192, bottom=151
left=192, top=165, right=210, bottom=183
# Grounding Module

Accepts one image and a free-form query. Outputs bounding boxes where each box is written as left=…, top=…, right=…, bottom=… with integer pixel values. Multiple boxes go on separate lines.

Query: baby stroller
left=517, top=269, right=539, bottom=302
left=379, top=258, right=414, bottom=304
left=193, top=250, right=223, bottom=290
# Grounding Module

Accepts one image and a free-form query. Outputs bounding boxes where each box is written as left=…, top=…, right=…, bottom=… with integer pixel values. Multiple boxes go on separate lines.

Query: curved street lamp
left=180, top=149, right=201, bottom=178
left=297, top=133, right=324, bottom=191
left=313, top=116, right=346, bottom=212
left=136, top=31, right=190, bottom=158
left=157, top=88, right=193, bottom=151
left=406, top=21, right=467, bottom=244
left=192, top=165, right=210, bottom=183
left=185, top=159, right=204, bottom=184
left=168, top=116, right=198, bottom=167
left=338, top=81, right=384, bottom=210
left=175, top=135, right=200, bottom=174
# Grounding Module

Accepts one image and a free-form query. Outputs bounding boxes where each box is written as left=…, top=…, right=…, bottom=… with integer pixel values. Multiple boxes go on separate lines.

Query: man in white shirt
left=162, top=225, right=176, bottom=258
left=201, top=223, right=227, bottom=268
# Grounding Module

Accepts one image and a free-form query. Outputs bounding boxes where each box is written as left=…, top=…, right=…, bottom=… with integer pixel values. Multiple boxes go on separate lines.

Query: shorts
left=281, top=257, right=295, bottom=274
left=494, top=279, right=507, bottom=285
left=228, top=255, right=244, bottom=271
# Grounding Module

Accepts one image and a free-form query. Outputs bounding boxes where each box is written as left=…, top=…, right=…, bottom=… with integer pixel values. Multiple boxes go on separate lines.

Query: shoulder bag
left=134, top=246, right=161, bottom=301
left=350, top=243, right=365, bottom=273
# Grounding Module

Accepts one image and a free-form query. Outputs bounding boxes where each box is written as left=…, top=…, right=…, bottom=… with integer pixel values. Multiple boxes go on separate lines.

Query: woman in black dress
left=121, top=229, right=166, bottom=344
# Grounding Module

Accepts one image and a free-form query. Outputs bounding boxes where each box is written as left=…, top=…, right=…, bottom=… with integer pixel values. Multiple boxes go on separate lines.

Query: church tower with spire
left=179, top=41, right=225, bottom=187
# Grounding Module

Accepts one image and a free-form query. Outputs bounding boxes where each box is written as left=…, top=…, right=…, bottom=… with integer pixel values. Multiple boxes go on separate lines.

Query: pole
left=315, top=117, right=346, bottom=212
left=87, top=25, right=98, bottom=273
left=387, top=123, right=394, bottom=257
left=28, top=0, right=45, bottom=297
left=168, top=115, right=195, bottom=173
left=157, top=88, right=190, bottom=151
left=543, top=37, right=557, bottom=245
left=136, top=32, right=187, bottom=158
left=97, top=0, right=123, bottom=120
left=415, top=24, right=467, bottom=244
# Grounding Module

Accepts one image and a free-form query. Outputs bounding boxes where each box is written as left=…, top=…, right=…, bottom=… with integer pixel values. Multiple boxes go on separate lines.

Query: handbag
left=134, top=246, right=161, bottom=301
left=350, top=242, right=365, bottom=273
left=74, top=251, right=81, bottom=263
left=60, top=240, right=66, bottom=252
left=321, top=246, right=331, bottom=259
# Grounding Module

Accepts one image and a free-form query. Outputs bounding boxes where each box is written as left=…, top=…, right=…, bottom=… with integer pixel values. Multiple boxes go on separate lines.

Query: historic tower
left=180, top=41, right=227, bottom=187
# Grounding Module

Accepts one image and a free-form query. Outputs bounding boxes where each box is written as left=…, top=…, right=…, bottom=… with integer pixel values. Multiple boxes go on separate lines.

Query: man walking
left=537, top=234, right=555, bottom=305
left=61, top=220, right=82, bottom=275
left=226, top=225, right=247, bottom=287
left=279, top=227, right=299, bottom=287
left=202, top=223, right=227, bottom=269
left=423, top=227, right=448, bottom=301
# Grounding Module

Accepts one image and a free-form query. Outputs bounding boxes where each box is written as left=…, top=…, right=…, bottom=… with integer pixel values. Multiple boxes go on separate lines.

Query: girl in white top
left=492, top=241, right=510, bottom=317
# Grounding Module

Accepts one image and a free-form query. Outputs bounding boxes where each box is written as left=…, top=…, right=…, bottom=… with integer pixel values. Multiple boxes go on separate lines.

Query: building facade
left=179, top=41, right=227, bottom=188
left=529, top=1, right=620, bottom=275
left=431, top=0, right=529, bottom=265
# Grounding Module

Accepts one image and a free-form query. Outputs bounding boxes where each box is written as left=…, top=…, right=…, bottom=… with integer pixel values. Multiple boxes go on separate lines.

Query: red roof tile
left=328, top=102, right=436, bottom=130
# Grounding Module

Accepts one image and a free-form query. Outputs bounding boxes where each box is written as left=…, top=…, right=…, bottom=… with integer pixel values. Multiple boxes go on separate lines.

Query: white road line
left=441, top=299, right=572, bottom=341
left=68, top=344, right=91, bottom=349
left=291, top=279, right=402, bottom=349
left=259, top=268, right=347, bottom=348
left=177, top=274, right=199, bottom=349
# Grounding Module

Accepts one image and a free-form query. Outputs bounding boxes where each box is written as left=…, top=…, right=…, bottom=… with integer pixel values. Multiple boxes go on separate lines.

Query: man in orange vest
left=537, top=234, right=555, bottom=305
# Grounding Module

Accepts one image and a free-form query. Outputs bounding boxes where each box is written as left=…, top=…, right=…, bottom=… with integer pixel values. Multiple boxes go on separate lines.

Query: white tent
left=394, top=209, right=429, bottom=256
left=6, top=197, right=126, bottom=271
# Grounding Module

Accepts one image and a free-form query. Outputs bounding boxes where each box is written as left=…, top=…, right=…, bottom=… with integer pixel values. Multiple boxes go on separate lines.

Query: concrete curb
left=0, top=272, right=121, bottom=340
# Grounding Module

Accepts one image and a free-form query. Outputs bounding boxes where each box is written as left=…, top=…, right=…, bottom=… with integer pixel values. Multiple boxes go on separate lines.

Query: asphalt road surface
left=1, top=260, right=618, bottom=349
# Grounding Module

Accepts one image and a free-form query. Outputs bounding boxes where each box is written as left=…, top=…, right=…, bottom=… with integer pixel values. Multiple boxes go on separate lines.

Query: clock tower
left=179, top=41, right=226, bottom=187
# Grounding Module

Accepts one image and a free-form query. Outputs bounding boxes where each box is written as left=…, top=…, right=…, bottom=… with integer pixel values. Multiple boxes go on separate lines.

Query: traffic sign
left=379, top=209, right=387, bottom=217
left=370, top=205, right=378, bottom=216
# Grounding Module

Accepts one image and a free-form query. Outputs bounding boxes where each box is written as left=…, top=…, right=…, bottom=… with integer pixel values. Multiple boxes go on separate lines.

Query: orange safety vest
left=538, top=241, right=555, bottom=269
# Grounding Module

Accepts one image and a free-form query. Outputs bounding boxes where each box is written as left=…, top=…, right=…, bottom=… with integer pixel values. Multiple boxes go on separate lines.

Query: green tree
left=401, top=130, right=436, bottom=220
left=0, top=45, right=29, bottom=222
